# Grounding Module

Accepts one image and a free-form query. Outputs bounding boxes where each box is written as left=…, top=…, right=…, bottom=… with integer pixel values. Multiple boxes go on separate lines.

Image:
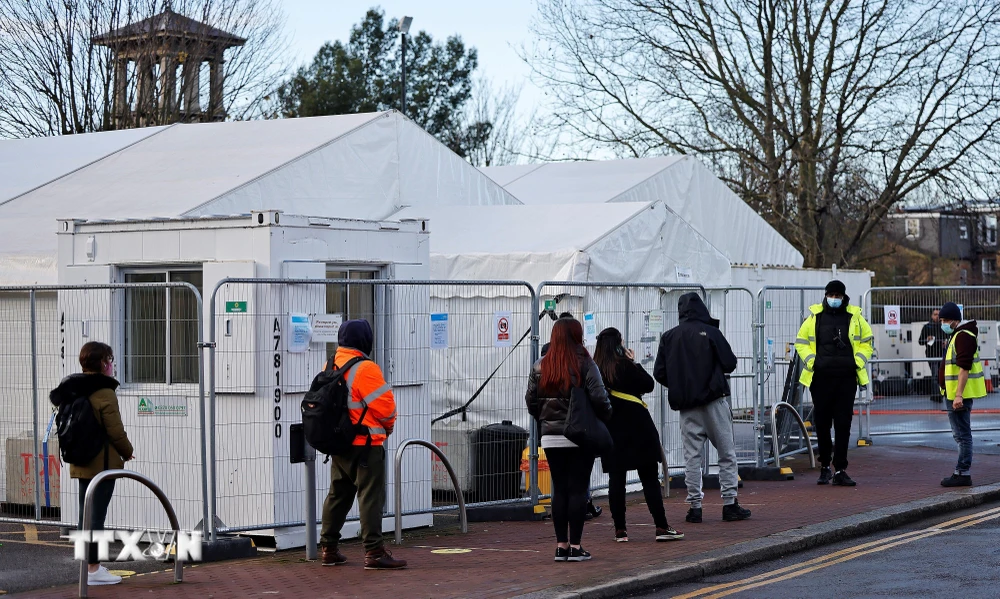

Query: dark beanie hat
left=825, top=280, right=847, bottom=295
left=338, top=319, right=374, bottom=356
left=940, top=302, right=962, bottom=321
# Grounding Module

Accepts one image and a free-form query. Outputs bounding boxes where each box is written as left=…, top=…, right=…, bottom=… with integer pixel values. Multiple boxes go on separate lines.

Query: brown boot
left=321, top=546, right=347, bottom=566
left=364, top=546, right=407, bottom=570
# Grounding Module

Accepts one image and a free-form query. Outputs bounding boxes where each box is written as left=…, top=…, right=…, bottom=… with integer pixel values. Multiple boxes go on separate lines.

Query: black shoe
left=586, top=501, right=602, bottom=518
left=722, top=501, right=752, bottom=521
left=686, top=507, right=703, bottom=523
left=320, top=546, right=347, bottom=566
left=655, top=526, right=684, bottom=541
left=941, top=474, right=972, bottom=487
left=832, top=471, right=857, bottom=486
left=554, top=547, right=569, bottom=562
left=817, top=466, right=833, bottom=485
left=567, top=546, right=592, bottom=562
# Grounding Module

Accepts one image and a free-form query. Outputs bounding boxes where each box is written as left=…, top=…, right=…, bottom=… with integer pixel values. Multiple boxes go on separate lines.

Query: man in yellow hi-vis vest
left=794, top=280, right=873, bottom=487
left=937, top=302, right=985, bottom=487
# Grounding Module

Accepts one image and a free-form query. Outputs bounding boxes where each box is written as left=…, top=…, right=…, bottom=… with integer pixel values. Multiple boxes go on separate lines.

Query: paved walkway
left=17, top=444, right=1000, bottom=598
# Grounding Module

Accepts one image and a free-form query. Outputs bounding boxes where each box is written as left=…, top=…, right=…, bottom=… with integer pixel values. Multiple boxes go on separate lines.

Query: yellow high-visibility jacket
left=943, top=329, right=987, bottom=401
left=795, top=304, right=874, bottom=387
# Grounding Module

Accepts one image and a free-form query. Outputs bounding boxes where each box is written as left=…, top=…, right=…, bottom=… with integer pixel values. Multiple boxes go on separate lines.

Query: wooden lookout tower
left=93, top=2, right=245, bottom=127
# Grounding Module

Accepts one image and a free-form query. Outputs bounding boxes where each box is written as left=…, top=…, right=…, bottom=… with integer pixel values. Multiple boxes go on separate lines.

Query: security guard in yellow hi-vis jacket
left=937, top=302, right=986, bottom=487
left=794, top=280, right=873, bottom=487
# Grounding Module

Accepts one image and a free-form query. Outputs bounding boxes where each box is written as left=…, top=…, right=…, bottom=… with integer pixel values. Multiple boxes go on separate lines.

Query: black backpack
left=54, top=394, right=107, bottom=467
left=301, top=356, right=370, bottom=458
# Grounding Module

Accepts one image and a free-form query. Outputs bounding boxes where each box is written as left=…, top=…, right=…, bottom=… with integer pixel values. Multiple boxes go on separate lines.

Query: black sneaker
left=655, top=526, right=684, bottom=541
left=554, top=547, right=569, bottom=562
left=686, top=507, right=703, bottom=523
left=614, top=529, right=629, bottom=543
left=722, top=501, right=752, bottom=521
left=817, top=466, right=833, bottom=485
left=568, top=546, right=592, bottom=562
left=584, top=501, right=602, bottom=520
left=832, top=471, right=857, bottom=486
left=941, top=474, right=972, bottom=487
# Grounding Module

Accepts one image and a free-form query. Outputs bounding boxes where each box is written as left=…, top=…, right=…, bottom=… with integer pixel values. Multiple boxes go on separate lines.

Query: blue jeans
left=947, top=398, right=974, bottom=475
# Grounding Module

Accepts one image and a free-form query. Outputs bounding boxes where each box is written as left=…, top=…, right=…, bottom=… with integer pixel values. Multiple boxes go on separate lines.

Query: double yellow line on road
left=674, top=505, right=1000, bottom=599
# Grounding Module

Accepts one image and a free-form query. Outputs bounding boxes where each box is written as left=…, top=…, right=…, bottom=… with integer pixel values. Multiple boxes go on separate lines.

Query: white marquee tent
left=394, top=201, right=732, bottom=287
left=481, top=156, right=805, bottom=269
left=0, top=111, right=519, bottom=285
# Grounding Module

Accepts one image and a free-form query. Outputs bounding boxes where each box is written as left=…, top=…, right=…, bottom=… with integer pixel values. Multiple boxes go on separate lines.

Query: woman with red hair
left=526, top=318, right=612, bottom=562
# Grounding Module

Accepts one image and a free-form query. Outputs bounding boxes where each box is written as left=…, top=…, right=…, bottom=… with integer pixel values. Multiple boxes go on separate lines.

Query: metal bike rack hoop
left=78, top=469, right=186, bottom=597
left=770, top=402, right=817, bottom=470
left=394, top=439, right=468, bottom=545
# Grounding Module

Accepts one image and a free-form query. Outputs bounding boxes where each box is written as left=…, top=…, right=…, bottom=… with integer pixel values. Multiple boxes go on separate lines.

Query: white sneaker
left=88, top=565, right=122, bottom=586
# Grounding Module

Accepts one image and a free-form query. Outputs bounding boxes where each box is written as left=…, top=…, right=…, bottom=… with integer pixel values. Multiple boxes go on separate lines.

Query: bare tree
left=460, top=79, right=521, bottom=167
left=528, top=0, right=1000, bottom=267
left=460, top=77, right=566, bottom=167
left=0, top=0, right=288, bottom=138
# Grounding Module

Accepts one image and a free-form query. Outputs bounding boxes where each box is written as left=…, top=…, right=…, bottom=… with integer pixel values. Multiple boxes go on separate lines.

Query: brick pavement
left=17, top=444, right=1000, bottom=599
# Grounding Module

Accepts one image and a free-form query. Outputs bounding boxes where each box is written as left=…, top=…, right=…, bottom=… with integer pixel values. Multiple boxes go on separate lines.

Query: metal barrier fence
left=536, top=281, right=701, bottom=494
left=708, top=288, right=758, bottom=466
left=30, top=278, right=998, bottom=543
left=206, top=278, right=539, bottom=539
left=0, top=283, right=207, bottom=535
left=756, top=286, right=829, bottom=465
left=862, top=286, right=1000, bottom=437
left=532, top=282, right=756, bottom=497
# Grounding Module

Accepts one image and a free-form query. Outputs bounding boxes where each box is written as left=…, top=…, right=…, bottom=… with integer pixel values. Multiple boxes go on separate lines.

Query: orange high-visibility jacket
left=327, top=347, right=396, bottom=446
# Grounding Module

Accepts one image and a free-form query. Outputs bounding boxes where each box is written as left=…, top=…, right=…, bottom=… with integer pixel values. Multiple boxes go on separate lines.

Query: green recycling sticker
left=545, top=299, right=556, bottom=311
left=226, top=301, right=247, bottom=313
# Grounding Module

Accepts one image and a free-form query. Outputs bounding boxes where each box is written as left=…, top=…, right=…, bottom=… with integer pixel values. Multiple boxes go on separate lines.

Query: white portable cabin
left=50, top=213, right=431, bottom=546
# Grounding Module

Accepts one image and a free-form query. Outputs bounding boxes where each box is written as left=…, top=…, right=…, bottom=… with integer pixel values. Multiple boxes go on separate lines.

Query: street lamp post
left=399, top=16, right=413, bottom=115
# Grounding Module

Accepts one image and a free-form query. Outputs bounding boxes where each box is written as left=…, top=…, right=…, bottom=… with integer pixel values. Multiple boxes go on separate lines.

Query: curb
left=514, top=482, right=1000, bottom=599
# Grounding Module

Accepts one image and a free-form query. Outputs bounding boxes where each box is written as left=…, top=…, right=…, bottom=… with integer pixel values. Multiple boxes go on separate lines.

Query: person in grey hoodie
left=654, top=293, right=750, bottom=524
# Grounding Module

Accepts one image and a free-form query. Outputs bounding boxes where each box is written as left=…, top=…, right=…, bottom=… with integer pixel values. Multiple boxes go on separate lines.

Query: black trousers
left=77, top=478, right=116, bottom=565
left=608, top=461, right=668, bottom=530
left=810, top=375, right=858, bottom=471
left=546, top=447, right=594, bottom=545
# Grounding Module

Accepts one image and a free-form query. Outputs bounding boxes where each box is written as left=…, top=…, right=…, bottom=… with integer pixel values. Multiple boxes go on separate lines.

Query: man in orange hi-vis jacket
left=319, top=319, right=406, bottom=570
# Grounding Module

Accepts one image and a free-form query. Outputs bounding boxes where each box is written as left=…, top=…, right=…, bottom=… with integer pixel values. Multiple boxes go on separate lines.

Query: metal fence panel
left=708, top=288, right=758, bottom=465
left=207, top=279, right=538, bottom=538
left=863, top=286, right=1000, bottom=437
left=534, top=282, right=759, bottom=496
left=757, top=286, right=829, bottom=464
left=0, top=284, right=206, bottom=533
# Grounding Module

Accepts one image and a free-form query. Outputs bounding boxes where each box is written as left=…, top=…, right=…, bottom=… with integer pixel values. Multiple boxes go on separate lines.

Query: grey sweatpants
left=680, top=397, right=739, bottom=508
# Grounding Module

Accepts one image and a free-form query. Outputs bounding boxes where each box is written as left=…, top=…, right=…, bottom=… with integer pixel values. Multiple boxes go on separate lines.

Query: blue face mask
left=826, top=297, right=843, bottom=309
left=942, top=322, right=955, bottom=335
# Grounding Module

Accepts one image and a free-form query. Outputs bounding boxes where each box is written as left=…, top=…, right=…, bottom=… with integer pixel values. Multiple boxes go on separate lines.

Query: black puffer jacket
left=525, top=346, right=612, bottom=437
left=653, top=293, right=738, bottom=411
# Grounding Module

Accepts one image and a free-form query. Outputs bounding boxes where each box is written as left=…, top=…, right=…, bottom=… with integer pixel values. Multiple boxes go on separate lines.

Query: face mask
left=941, top=323, right=955, bottom=335
left=826, top=297, right=843, bottom=309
